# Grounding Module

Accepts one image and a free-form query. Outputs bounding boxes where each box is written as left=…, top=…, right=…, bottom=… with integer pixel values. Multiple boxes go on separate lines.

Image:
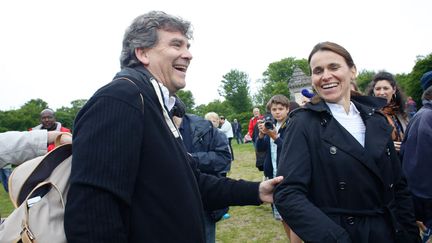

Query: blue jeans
left=235, top=132, right=243, bottom=144
left=0, top=167, right=12, bottom=192
left=204, top=212, right=216, bottom=243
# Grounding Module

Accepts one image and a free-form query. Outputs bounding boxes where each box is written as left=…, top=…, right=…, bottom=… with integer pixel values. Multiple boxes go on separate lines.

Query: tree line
left=0, top=99, right=86, bottom=133
left=1, top=53, right=431, bottom=133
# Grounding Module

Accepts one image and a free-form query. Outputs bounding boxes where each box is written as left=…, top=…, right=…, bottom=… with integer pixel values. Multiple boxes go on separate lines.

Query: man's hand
left=47, top=131, right=72, bottom=145
left=258, top=176, right=283, bottom=203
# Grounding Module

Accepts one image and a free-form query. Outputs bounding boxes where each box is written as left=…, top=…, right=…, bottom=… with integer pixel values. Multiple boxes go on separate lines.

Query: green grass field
left=0, top=142, right=289, bottom=242
left=217, top=143, right=288, bottom=242
left=0, top=183, right=13, bottom=218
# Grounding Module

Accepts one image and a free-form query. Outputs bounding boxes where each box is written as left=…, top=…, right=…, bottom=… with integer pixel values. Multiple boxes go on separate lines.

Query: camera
left=262, top=113, right=274, bottom=130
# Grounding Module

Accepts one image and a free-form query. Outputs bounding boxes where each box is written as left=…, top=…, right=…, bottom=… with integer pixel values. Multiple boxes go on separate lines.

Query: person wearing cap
left=420, top=71, right=432, bottom=91
left=401, top=70, right=432, bottom=243
left=171, top=97, right=231, bottom=243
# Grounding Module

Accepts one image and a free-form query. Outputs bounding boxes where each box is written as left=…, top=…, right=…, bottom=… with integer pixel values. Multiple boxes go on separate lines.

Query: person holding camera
left=256, top=95, right=290, bottom=182
left=255, top=95, right=302, bottom=242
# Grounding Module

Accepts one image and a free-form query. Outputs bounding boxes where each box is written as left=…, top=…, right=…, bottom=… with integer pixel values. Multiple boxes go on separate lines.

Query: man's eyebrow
left=170, top=38, right=190, bottom=48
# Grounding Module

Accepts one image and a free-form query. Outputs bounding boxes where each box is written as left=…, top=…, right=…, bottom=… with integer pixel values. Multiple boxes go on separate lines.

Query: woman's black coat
left=274, top=96, right=419, bottom=243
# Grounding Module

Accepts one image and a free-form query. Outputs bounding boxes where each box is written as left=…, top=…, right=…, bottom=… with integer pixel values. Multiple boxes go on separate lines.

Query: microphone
left=301, top=89, right=314, bottom=98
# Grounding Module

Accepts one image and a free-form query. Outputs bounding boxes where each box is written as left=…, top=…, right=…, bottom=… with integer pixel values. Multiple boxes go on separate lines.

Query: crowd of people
left=0, top=10, right=431, bottom=243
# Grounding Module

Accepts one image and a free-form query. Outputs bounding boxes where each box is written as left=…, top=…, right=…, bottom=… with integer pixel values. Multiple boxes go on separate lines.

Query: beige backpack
left=0, top=134, right=72, bottom=243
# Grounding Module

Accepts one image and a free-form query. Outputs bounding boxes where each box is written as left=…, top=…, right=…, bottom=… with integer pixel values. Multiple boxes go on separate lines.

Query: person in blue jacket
left=401, top=72, right=432, bottom=243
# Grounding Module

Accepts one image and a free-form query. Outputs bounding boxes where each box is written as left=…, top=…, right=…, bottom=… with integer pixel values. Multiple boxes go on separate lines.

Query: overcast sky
left=1, top=0, right=431, bottom=111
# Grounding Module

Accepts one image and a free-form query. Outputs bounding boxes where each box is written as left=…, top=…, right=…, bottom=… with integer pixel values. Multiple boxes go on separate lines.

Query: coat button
left=320, top=119, right=328, bottom=126
left=346, top=216, right=355, bottom=225
left=389, top=183, right=393, bottom=189
left=330, top=146, right=337, bottom=155
left=339, top=182, right=346, bottom=190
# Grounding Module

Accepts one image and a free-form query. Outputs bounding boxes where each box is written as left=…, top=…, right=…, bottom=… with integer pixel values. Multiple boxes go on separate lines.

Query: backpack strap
left=19, top=181, right=64, bottom=243
left=16, top=144, right=72, bottom=207
left=54, top=133, right=72, bottom=147
left=113, top=77, right=145, bottom=114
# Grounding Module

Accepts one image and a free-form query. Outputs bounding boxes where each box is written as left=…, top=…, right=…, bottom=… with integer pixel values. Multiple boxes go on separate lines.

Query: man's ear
left=135, top=48, right=150, bottom=65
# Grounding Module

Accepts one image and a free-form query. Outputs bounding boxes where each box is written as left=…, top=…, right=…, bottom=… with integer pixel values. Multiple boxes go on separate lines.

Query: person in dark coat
left=232, top=119, right=243, bottom=144
left=64, top=11, right=283, bottom=243
left=401, top=75, right=432, bottom=242
left=274, top=41, right=420, bottom=243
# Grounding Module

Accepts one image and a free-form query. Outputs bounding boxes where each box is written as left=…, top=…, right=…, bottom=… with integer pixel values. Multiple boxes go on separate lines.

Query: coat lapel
left=318, top=99, right=390, bottom=186
left=320, top=118, right=371, bottom=163
left=364, top=115, right=393, bottom=164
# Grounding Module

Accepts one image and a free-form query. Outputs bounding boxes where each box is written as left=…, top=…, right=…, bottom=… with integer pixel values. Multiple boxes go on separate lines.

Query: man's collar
left=159, top=84, right=176, bottom=111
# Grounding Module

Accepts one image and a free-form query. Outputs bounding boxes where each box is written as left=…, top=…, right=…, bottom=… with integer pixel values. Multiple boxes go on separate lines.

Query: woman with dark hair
left=366, top=71, right=408, bottom=152
left=274, top=41, right=419, bottom=242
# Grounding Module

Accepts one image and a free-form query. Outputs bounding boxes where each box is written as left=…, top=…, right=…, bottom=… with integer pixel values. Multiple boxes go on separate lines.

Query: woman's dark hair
left=307, top=42, right=357, bottom=104
left=308, top=41, right=356, bottom=71
left=366, top=71, right=406, bottom=115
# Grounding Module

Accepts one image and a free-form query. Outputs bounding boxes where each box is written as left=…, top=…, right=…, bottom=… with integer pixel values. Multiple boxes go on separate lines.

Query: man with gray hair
left=64, top=11, right=282, bottom=243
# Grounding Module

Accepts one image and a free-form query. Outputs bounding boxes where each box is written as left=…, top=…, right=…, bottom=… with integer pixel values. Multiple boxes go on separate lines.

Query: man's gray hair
left=120, top=11, right=193, bottom=68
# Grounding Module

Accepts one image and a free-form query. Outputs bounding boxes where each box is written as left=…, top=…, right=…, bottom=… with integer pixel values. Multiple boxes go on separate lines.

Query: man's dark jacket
left=64, top=66, right=261, bottom=243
